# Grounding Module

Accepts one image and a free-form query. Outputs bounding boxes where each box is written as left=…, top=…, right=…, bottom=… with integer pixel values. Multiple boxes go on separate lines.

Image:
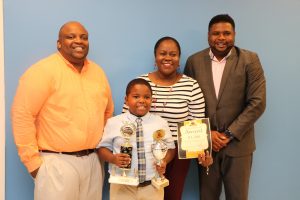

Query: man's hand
left=30, top=167, right=40, bottom=179
left=211, top=130, right=231, bottom=152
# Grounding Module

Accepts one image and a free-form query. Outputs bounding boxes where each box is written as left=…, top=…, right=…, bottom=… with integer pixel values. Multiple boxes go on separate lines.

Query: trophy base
left=109, top=175, right=139, bottom=186
left=151, top=178, right=169, bottom=189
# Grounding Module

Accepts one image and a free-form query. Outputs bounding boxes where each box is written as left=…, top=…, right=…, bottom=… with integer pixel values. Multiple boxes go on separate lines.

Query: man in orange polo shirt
left=11, top=21, right=114, bottom=200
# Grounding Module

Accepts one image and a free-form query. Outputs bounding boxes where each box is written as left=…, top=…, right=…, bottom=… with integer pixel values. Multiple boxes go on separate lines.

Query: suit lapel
left=203, top=53, right=218, bottom=102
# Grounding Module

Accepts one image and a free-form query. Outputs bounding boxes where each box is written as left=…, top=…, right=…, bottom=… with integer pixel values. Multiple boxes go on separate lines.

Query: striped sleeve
left=188, top=80, right=205, bottom=119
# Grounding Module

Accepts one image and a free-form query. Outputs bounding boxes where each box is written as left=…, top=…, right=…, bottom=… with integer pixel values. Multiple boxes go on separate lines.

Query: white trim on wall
left=0, top=0, right=5, bottom=199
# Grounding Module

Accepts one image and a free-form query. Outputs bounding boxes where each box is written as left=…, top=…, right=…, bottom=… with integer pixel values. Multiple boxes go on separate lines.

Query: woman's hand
left=198, top=150, right=213, bottom=167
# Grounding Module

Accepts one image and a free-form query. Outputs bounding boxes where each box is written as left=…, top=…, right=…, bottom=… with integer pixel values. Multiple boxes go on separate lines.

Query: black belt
left=40, top=149, right=96, bottom=157
left=138, top=180, right=152, bottom=187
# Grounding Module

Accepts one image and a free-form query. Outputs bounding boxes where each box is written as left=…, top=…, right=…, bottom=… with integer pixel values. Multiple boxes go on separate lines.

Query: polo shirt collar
left=57, top=52, right=90, bottom=72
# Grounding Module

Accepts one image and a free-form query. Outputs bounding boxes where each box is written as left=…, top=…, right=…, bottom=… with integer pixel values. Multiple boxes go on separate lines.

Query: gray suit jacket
left=184, top=47, right=266, bottom=156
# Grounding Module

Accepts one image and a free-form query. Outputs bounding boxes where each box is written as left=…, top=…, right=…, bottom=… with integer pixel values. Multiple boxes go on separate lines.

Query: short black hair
left=154, top=36, right=181, bottom=56
left=125, top=78, right=152, bottom=96
left=208, top=14, right=235, bottom=31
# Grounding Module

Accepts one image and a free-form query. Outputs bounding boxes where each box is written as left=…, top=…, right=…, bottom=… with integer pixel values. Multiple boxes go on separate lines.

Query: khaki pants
left=110, top=183, right=164, bottom=200
left=34, top=152, right=103, bottom=200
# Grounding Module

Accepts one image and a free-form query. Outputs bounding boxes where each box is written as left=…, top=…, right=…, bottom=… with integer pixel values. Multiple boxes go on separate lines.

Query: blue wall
left=4, top=1, right=300, bottom=199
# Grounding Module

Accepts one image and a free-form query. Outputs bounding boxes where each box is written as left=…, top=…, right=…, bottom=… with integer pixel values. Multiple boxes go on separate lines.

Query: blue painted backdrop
left=4, top=0, right=300, bottom=199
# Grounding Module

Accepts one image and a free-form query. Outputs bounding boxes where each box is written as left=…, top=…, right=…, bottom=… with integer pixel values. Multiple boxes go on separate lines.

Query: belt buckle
left=76, top=149, right=94, bottom=157
left=76, top=150, right=87, bottom=157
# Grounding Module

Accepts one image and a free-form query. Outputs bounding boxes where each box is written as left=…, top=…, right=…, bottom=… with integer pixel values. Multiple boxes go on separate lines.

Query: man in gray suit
left=184, top=14, right=266, bottom=200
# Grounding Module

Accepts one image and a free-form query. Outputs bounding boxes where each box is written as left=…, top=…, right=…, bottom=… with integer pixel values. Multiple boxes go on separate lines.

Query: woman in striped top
left=123, top=36, right=211, bottom=200
left=136, top=74, right=205, bottom=139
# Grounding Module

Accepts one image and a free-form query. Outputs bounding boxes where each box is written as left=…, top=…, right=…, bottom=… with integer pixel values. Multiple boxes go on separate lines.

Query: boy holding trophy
left=97, top=78, right=175, bottom=200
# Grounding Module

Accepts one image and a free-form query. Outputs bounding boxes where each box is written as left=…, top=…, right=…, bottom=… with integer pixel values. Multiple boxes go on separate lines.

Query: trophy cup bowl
left=151, top=141, right=169, bottom=189
left=152, top=142, right=168, bottom=164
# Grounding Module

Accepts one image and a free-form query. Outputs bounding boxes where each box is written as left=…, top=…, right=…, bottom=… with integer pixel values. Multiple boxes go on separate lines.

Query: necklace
left=150, top=72, right=181, bottom=112
left=152, top=86, right=173, bottom=111
left=162, top=86, right=173, bottom=111
left=152, top=83, right=178, bottom=112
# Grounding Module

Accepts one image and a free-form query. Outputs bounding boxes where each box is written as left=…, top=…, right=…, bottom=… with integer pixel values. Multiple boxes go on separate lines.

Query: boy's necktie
left=136, top=117, right=146, bottom=183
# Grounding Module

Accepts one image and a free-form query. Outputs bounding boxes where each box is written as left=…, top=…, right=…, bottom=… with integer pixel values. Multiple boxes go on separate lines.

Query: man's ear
left=57, top=41, right=61, bottom=49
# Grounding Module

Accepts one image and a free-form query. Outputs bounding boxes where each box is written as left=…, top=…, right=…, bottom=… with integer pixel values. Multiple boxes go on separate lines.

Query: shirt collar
left=209, top=49, right=232, bottom=62
left=57, top=52, right=90, bottom=72
left=125, top=111, right=150, bottom=122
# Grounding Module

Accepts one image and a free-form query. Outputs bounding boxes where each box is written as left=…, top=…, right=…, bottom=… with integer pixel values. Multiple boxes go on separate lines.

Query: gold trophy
left=109, top=122, right=139, bottom=186
left=151, top=129, right=169, bottom=189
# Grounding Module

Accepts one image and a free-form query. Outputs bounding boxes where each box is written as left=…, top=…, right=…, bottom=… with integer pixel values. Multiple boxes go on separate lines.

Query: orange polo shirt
left=11, top=52, right=114, bottom=172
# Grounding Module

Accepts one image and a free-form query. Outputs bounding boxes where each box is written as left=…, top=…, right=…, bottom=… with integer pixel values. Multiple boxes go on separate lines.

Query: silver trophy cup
left=151, top=140, right=169, bottom=189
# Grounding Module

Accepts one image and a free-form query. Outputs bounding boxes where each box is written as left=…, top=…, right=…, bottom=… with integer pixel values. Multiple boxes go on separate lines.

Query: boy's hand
left=155, top=159, right=167, bottom=176
left=112, top=153, right=131, bottom=168
left=198, top=150, right=213, bottom=167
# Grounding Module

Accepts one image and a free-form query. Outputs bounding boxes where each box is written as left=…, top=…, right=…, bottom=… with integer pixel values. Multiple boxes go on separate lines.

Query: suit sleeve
left=184, top=57, right=195, bottom=78
left=229, top=53, right=266, bottom=140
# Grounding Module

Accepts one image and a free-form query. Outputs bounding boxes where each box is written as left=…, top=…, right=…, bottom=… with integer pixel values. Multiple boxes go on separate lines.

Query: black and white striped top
left=123, top=74, right=205, bottom=140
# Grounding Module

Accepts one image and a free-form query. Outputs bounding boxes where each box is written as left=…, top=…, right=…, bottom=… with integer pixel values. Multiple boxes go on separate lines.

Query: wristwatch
left=224, top=129, right=234, bottom=140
